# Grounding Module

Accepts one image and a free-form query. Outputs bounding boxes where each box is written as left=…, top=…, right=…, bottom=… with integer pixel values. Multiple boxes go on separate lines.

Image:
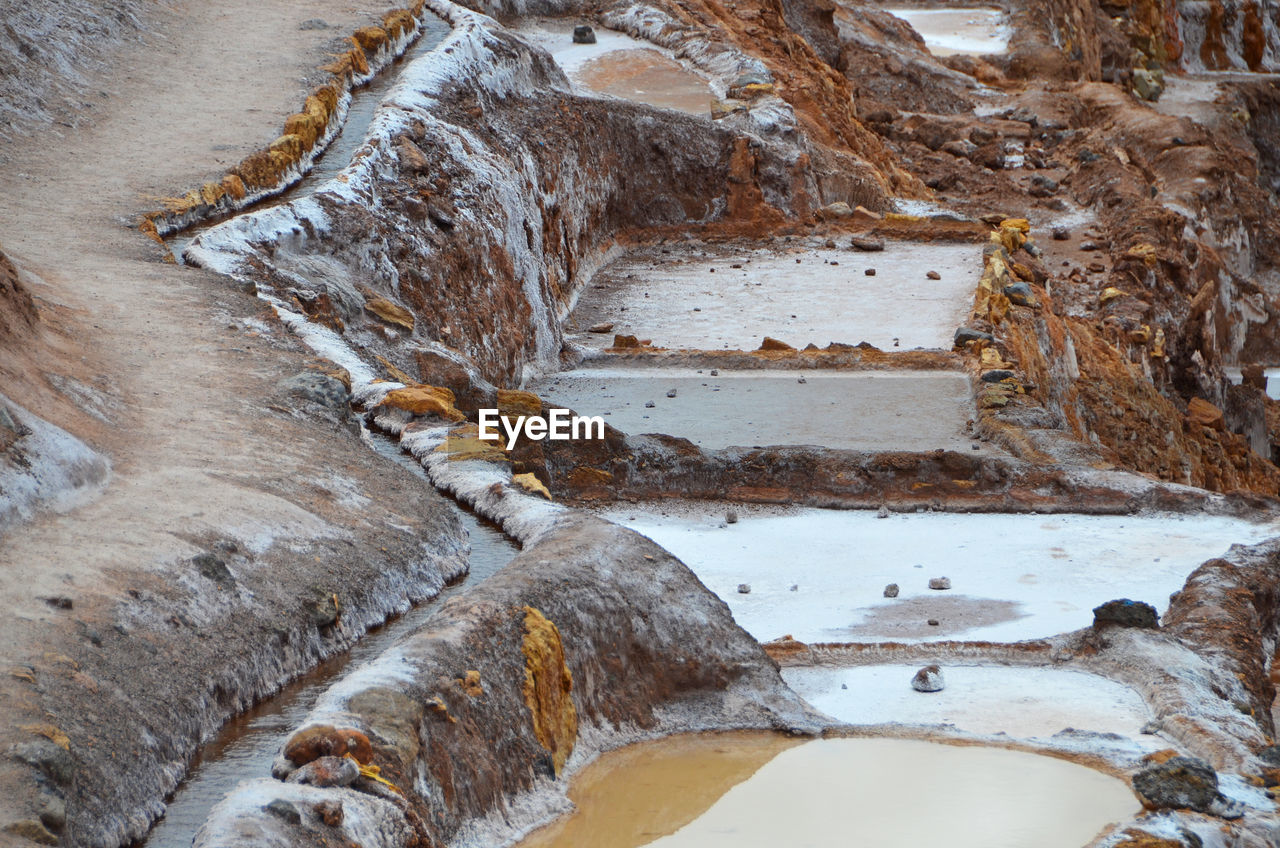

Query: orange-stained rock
left=759, top=336, right=795, bottom=351
left=497, top=389, right=542, bottom=417
left=382, top=9, right=415, bottom=38
left=380, top=385, right=464, bottom=421
left=199, top=182, right=224, bottom=206
left=1187, top=397, right=1225, bottom=430
left=364, top=297, right=415, bottom=331
left=220, top=174, right=246, bottom=201
left=284, top=112, right=323, bottom=150
left=512, top=472, right=552, bottom=500
left=611, top=334, right=642, bottom=349
left=567, top=466, right=614, bottom=488
left=352, top=26, right=389, bottom=52
left=283, top=724, right=374, bottom=766
left=458, top=670, right=484, bottom=697
left=521, top=607, right=577, bottom=774
left=268, top=133, right=304, bottom=160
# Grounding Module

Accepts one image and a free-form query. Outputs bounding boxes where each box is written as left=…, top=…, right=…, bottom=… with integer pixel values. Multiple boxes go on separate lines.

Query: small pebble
left=1052, top=227, right=1070, bottom=241
left=726, top=510, right=738, bottom=524
left=876, top=505, right=890, bottom=519
left=928, top=577, right=951, bottom=590
left=797, top=377, right=807, bottom=384
left=789, top=584, right=798, bottom=592
left=710, top=369, right=719, bottom=376
left=865, top=268, right=876, bottom=276
left=926, top=270, right=941, bottom=280
left=644, top=400, right=656, bottom=408
left=737, top=583, right=751, bottom=594
left=883, top=583, right=899, bottom=598
left=927, top=619, right=940, bottom=626
left=666, top=389, right=677, bottom=398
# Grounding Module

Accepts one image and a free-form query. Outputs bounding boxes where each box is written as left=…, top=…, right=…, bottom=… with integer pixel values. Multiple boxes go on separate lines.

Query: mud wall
left=191, top=514, right=819, bottom=848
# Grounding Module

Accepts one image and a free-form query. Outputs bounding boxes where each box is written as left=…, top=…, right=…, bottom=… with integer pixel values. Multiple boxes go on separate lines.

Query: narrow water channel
left=139, top=434, right=518, bottom=847
left=167, top=11, right=452, bottom=261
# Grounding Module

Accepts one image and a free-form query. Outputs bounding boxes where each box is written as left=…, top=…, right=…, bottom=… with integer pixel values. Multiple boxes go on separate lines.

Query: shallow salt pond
left=784, top=665, right=1159, bottom=747
left=529, top=368, right=984, bottom=451
left=569, top=242, right=980, bottom=351
left=883, top=7, right=1010, bottom=56
left=596, top=503, right=1278, bottom=643
left=518, top=24, right=715, bottom=116
left=517, top=734, right=1137, bottom=848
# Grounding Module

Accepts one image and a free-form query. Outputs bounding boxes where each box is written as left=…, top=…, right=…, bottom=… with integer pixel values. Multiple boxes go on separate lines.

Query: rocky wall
left=190, top=512, right=820, bottom=848
left=188, top=0, right=897, bottom=387
left=954, top=87, right=1280, bottom=495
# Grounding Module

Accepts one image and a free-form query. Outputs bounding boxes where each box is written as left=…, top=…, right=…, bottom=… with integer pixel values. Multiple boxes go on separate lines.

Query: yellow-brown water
left=575, top=50, right=714, bottom=116
left=518, top=734, right=1139, bottom=848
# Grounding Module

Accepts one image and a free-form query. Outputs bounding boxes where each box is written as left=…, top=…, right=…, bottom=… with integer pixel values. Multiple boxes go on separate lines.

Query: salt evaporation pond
left=883, top=7, right=1010, bottom=56
left=518, top=23, right=715, bottom=115
left=517, top=734, right=1137, bottom=848
left=570, top=241, right=980, bottom=351
left=784, top=665, right=1158, bottom=747
left=596, top=503, right=1278, bottom=643
left=530, top=368, right=985, bottom=452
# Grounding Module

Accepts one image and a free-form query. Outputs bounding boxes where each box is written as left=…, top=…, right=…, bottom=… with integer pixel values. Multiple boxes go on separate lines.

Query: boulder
left=572, top=25, right=596, bottom=44
left=954, top=327, right=994, bottom=347
left=1132, top=756, right=1240, bottom=817
left=286, top=755, right=360, bottom=788
left=1003, top=282, right=1038, bottom=307
left=1092, top=599, right=1159, bottom=629
left=1187, top=397, right=1225, bottom=430
left=928, top=577, right=951, bottom=590
left=883, top=583, right=899, bottom=598
left=282, top=724, right=374, bottom=767
left=911, top=665, right=945, bottom=692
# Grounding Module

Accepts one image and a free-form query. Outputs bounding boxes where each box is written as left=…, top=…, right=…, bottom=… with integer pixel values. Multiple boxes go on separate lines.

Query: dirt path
left=0, top=0, right=468, bottom=842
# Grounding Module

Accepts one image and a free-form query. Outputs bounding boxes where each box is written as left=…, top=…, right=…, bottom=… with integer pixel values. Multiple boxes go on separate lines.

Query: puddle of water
left=141, top=436, right=518, bottom=848
left=569, top=241, right=980, bottom=351
left=574, top=50, right=713, bottom=116
left=529, top=368, right=984, bottom=452
left=168, top=12, right=452, bottom=260
left=784, top=665, right=1158, bottom=745
left=518, top=732, right=804, bottom=848
left=595, top=502, right=1278, bottom=643
left=517, top=735, right=1138, bottom=848
left=518, top=23, right=714, bottom=116
left=882, top=8, right=1010, bottom=57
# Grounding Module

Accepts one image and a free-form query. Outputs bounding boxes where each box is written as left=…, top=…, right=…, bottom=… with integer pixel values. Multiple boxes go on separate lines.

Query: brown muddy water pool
left=569, top=240, right=980, bottom=351
left=139, top=436, right=519, bottom=847
left=517, top=23, right=716, bottom=116
left=517, top=733, right=1138, bottom=848
left=528, top=367, right=985, bottom=452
